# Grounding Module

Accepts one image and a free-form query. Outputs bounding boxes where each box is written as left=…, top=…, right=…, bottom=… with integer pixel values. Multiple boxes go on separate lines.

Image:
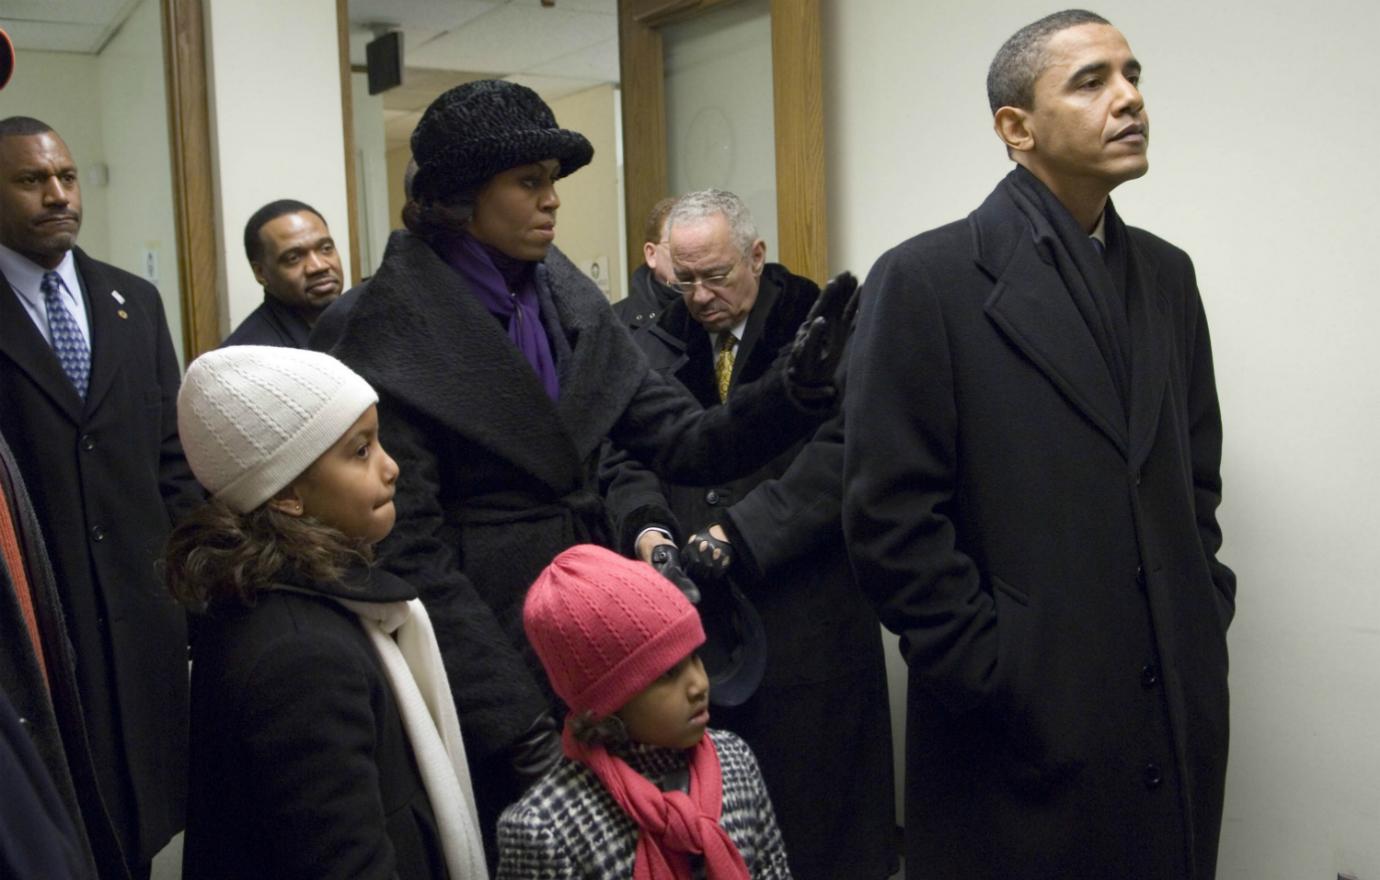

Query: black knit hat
left=410, top=79, right=594, bottom=202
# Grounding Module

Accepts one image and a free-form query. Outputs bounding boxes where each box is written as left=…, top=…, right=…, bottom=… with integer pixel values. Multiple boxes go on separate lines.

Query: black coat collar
left=972, top=179, right=1169, bottom=468
left=331, top=232, right=648, bottom=491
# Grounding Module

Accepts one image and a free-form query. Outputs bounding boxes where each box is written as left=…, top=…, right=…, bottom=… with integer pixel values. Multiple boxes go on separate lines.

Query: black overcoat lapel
left=335, top=234, right=581, bottom=490
left=0, top=266, right=84, bottom=423
left=1123, top=233, right=1170, bottom=472
left=975, top=192, right=1130, bottom=457
left=75, top=249, right=130, bottom=416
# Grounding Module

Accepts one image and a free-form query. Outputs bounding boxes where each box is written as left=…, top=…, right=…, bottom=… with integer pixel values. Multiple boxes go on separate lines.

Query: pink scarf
left=562, top=723, right=750, bottom=880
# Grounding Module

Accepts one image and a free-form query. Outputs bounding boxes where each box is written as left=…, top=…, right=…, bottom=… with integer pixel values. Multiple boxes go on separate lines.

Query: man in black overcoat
left=843, top=11, right=1234, bottom=880
left=0, top=116, right=201, bottom=877
left=604, top=189, right=896, bottom=880
left=222, top=199, right=344, bottom=348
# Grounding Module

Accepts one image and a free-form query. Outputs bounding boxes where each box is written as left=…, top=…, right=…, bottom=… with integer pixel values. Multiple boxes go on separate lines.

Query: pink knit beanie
left=524, top=545, right=706, bottom=719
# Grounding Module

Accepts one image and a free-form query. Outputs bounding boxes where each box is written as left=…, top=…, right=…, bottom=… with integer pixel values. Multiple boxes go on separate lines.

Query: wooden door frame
left=161, top=0, right=221, bottom=358
left=618, top=0, right=827, bottom=282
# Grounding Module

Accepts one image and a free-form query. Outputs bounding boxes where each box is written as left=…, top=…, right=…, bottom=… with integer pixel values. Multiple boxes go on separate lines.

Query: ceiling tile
left=543, top=0, right=616, bottom=13
left=406, top=3, right=615, bottom=75
left=348, top=0, right=499, bottom=33
left=526, top=36, right=618, bottom=82
left=0, top=19, right=108, bottom=53
left=0, top=0, right=134, bottom=27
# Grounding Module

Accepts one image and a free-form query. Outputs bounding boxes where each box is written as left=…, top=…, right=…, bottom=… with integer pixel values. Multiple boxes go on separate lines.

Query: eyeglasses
left=667, top=257, right=743, bottom=295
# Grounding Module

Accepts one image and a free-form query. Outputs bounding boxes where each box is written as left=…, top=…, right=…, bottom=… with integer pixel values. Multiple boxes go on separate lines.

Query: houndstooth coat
left=496, top=729, right=792, bottom=879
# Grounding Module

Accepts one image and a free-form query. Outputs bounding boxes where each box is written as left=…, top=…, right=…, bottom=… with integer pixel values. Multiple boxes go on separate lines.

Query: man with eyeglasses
left=601, top=188, right=896, bottom=880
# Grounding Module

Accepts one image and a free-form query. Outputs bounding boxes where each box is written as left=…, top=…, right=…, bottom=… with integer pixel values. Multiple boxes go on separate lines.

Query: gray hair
left=987, top=9, right=1111, bottom=113
left=666, top=188, right=759, bottom=258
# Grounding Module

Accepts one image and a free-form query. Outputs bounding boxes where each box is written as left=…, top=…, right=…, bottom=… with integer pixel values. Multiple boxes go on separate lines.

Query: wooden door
left=619, top=0, right=827, bottom=282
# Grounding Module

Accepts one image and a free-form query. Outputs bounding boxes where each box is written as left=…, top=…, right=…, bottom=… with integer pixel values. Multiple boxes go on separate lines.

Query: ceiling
left=0, top=0, right=144, bottom=53
left=348, top=0, right=619, bottom=151
left=0, top=0, right=620, bottom=151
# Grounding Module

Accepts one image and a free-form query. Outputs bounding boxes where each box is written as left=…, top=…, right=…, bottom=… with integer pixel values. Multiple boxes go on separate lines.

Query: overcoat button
left=80, top=434, right=96, bottom=451
left=17, top=716, right=29, bottom=728
left=90, top=525, right=105, bottom=542
left=1144, top=763, right=1162, bottom=789
left=706, top=490, right=720, bottom=505
left=1141, top=664, right=1159, bottom=688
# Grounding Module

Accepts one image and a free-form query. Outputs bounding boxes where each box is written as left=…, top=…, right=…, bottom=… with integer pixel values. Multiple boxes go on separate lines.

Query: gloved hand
left=681, top=524, right=734, bottom=582
left=649, top=543, right=701, bottom=604
left=508, top=712, right=563, bottom=791
left=784, top=272, right=860, bottom=405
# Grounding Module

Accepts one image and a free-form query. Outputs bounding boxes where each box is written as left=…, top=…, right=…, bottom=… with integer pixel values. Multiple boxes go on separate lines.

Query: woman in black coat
left=316, top=80, right=844, bottom=846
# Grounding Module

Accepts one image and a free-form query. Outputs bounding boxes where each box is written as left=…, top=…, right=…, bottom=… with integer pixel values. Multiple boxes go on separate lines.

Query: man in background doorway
left=613, top=195, right=678, bottom=332
left=223, top=199, right=343, bottom=348
left=604, top=188, right=896, bottom=880
left=0, top=115, right=202, bottom=878
left=843, top=10, right=1233, bottom=878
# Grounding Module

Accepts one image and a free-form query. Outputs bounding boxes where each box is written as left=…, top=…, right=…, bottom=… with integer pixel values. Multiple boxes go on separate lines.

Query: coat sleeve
left=597, top=439, right=680, bottom=556
left=842, top=246, right=1000, bottom=716
left=374, top=394, right=550, bottom=759
left=606, top=355, right=830, bottom=487
left=1181, top=257, right=1236, bottom=626
left=148, top=286, right=203, bottom=524
left=722, top=407, right=845, bottom=582
left=237, top=632, right=401, bottom=880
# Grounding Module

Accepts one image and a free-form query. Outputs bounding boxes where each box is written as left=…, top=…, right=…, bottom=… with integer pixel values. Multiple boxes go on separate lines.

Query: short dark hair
left=642, top=197, right=677, bottom=245
left=243, top=199, right=325, bottom=263
left=0, top=116, right=54, bottom=139
left=987, top=9, right=1111, bottom=114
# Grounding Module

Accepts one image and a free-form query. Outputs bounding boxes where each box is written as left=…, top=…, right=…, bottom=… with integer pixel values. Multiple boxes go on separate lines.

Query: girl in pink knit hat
left=501, top=544, right=791, bottom=879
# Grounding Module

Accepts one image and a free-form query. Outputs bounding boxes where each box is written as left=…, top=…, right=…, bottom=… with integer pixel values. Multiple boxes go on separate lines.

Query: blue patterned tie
left=41, top=272, right=90, bottom=399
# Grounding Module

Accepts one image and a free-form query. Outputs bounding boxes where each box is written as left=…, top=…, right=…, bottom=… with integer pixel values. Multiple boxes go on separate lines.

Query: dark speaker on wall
left=366, top=31, right=403, bottom=95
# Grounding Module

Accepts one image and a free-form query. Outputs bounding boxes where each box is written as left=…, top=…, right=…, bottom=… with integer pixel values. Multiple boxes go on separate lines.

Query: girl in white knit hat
left=165, top=345, right=487, bottom=880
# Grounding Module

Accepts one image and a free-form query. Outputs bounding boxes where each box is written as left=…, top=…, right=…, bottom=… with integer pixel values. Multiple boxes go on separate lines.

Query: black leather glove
left=649, top=543, right=701, bottom=604
left=508, top=712, right=563, bottom=791
left=682, top=528, right=734, bottom=582
left=784, top=272, right=860, bottom=405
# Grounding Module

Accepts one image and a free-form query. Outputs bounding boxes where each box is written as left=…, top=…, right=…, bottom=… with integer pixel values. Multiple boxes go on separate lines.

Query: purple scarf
left=440, top=234, right=560, bottom=400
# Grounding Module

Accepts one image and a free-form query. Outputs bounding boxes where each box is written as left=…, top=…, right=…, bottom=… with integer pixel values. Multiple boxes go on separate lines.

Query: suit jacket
left=602, top=266, right=897, bottom=880
left=220, top=292, right=311, bottom=348
left=843, top=173, right=1233, bottom=879
left=0, top=248, right=201, bottom=865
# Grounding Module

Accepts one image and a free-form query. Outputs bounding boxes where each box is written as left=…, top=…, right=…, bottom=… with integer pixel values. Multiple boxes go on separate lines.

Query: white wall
left=549, top=83, right=624, bottom=303
left=3, top=50, right=112, bottom=266
left=824, top=2, right=1380, bottom=877
left=203, top=0, right=352, bottom=335
left=97, top=0, right=184, bottom=365
left=350, top=70, right=390, bottom=278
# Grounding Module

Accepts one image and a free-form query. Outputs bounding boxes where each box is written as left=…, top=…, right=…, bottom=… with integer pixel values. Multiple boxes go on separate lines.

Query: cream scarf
left=338, top=596, right=489, bottom=880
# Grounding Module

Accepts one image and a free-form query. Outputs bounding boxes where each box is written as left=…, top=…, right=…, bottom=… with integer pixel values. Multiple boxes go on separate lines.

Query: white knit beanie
left=178, top=345, right=378, bottom=513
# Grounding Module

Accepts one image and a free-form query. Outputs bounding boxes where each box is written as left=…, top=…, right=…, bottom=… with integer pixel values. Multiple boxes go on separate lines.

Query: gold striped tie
left=715, top=334, right=737, bottom=403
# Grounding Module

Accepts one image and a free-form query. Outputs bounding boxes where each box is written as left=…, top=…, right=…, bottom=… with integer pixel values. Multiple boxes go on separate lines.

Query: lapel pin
left=117, top=309, right=128, bottom=320
left=111, top=290, right=125, bottom=305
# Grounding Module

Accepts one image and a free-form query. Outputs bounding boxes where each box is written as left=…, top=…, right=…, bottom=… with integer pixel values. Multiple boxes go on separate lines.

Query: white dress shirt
left=0, top=242, right=90, bottom=348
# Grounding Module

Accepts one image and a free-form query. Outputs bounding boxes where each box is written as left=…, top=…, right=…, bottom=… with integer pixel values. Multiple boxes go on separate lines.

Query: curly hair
left=568, top=711, right=631, bottom=749
left=163, top=498, right=372, bottom=608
